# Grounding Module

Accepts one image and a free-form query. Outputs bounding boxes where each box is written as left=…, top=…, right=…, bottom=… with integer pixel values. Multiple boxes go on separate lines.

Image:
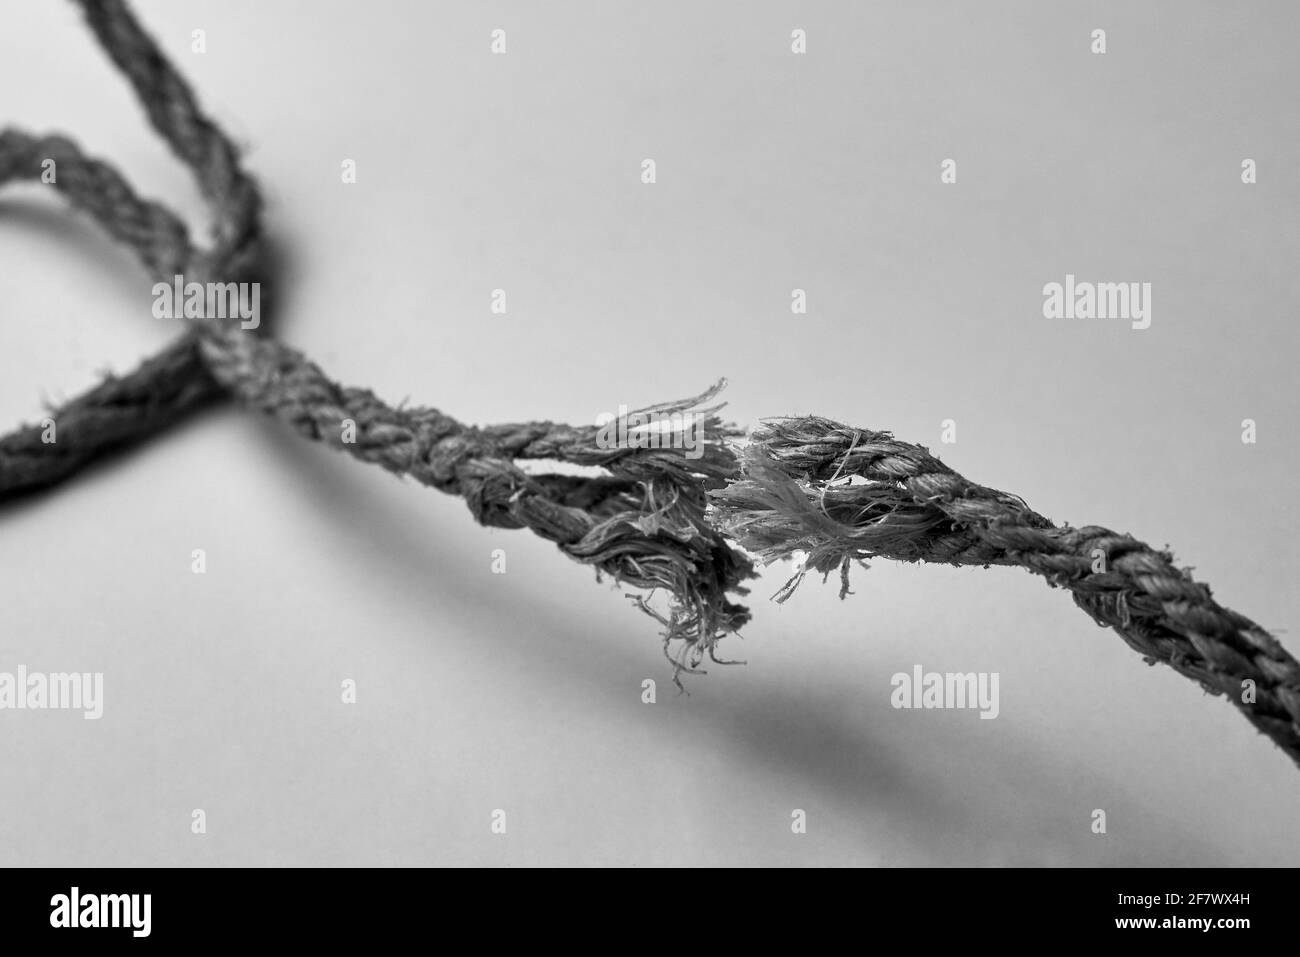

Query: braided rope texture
left=0, top=0, right=1294, bottom=768
left=0, top=0, right=754, bottom=669
left=711, top=419, right=1300, bottom=766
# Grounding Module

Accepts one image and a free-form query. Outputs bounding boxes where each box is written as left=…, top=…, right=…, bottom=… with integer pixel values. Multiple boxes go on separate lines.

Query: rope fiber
left=3, top=0, right=1296, bottom=770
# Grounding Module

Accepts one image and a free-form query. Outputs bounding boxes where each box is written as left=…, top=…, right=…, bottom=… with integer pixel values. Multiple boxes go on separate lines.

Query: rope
left=0, top=0, right=753, bottom=673
left=711, top=420, right=1300, bottom=764
left=2, top=0, right=1296, bottom=769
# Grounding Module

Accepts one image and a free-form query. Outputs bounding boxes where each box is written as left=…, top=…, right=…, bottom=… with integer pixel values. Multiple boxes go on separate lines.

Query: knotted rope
left=3, top=0, right=1296, bottom=771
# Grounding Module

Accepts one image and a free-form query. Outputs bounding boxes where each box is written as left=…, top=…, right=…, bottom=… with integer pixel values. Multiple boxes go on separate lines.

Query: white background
left=1, top=0, right=1297, bottom=865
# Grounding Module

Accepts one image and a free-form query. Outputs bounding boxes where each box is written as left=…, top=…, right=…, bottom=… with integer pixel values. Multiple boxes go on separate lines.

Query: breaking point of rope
left=3, top=0, right=1297, bottom=772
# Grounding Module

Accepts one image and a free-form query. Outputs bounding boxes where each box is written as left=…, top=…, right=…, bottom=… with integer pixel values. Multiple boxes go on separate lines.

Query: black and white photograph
left=0, top=0, right=1293, bottom=935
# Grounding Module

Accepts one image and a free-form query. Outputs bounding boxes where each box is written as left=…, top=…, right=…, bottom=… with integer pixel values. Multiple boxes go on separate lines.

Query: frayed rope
left=3, top=0, right=1297, bottom=768
left=711, top=420, right=1300, bottom=765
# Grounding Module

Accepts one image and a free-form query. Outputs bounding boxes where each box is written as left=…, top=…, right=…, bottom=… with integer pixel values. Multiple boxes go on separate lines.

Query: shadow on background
left=252, top=410, right=1221, bottom=867
left=0, top=194, right=1222, bottom=864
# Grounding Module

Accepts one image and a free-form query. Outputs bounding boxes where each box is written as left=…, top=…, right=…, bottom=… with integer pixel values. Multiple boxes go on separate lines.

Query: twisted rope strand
left=711, top=419, right=1300, bottom=765
left=1, top=0, right=1293, bottom=769
left=0, top=129, right=217, bottom=496
left=1, top=0, right=754, bottom=666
